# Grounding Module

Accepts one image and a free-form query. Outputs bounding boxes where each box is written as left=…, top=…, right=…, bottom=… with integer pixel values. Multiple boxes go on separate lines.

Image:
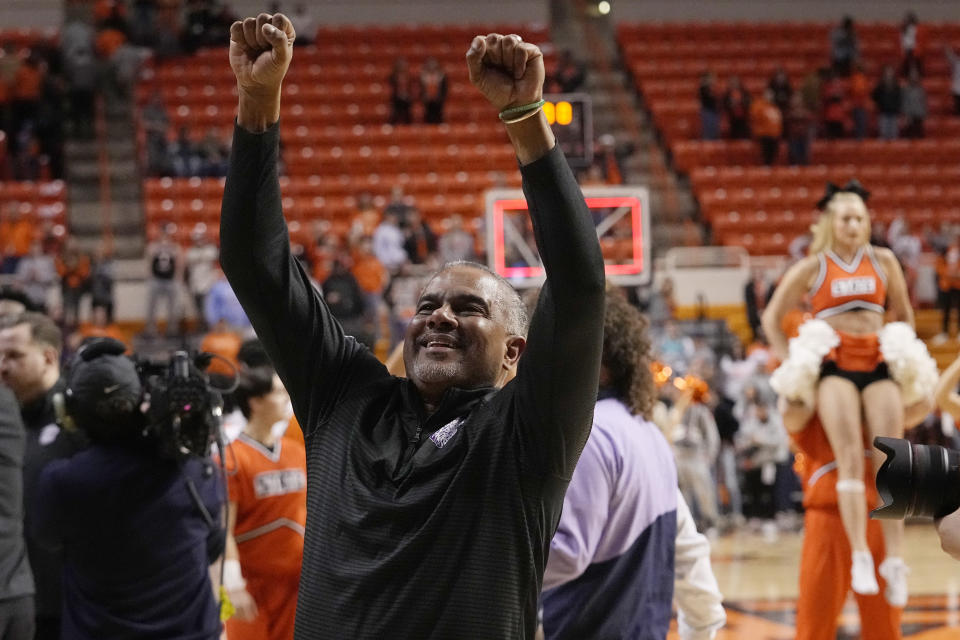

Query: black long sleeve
left=512, top=146, right=606, bottom=479
left=220, top=122, right=388, bottom=435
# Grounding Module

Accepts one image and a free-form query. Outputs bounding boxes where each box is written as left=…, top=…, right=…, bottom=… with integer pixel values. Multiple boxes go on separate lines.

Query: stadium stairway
left=65, top=100, right=145, bottom=260
left=561, top=0, right=701, bottom=255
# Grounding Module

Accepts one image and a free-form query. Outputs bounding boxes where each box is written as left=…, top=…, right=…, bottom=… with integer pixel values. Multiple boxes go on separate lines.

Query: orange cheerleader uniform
left=810, top=246, right=890, bottom=389
left=224, top=434, right=307, bottom=640
left=791, top=416, right=902, bottom=640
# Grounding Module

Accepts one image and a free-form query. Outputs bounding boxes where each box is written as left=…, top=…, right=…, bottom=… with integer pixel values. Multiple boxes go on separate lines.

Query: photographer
left=932, top=353, right=960, bottom=560
left=33, top=340, right=224, bottom=639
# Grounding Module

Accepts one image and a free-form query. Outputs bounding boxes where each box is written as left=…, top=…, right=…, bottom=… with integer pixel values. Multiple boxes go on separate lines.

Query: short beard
left=411, top=358, right=462, bottom=385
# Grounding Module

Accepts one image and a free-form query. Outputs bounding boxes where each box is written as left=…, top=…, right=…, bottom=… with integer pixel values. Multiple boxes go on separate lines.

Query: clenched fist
left=229, top=13, right=296, bottom=131
left=466, top=34, right=544, bottom=113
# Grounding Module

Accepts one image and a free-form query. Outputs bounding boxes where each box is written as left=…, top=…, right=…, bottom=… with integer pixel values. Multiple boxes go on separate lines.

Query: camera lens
left=872, top=436, right=960, bottom=520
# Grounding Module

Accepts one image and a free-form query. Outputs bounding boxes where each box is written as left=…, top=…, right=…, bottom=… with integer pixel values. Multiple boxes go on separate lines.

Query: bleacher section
left=618, top=22, right=960, bottom=255
left=136, top=23, right=554, bottom=246
left=0, top=29, right=67, bottom=240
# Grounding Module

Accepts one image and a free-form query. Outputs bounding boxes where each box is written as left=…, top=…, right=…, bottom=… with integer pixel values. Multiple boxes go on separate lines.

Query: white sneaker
left=879, top=557, right=910, bottom=607
left=851, top=551, right=879, bottom=595
left=933, top=333, right=949, bottom=345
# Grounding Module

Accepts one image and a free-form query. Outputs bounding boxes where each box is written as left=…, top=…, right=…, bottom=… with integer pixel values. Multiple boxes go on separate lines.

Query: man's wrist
left=505, top=110, right=556, bottom=166
left=237, top=87, right=281, bottom=133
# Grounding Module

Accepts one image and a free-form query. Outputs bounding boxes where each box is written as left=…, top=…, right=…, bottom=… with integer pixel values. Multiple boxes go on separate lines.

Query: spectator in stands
left=935, top=233, right=960, bottom=343
left=744, top=269, right=771, bottom=342
left=347, top=192, right=380, bottom=247
left=723, top=75, right=751, bottom=139
left=438, top=214, right=475, bottom=264
left=388, top=57, right=413, bottom=125
left=372, top=210, right=408, bottom=272
left=199, top=127, right=229, bottom=177
left=547, top=50, right=586, bottom=93
left=107, top=39, right=148, bottom=102
left=142, top=91, right=170, bottom=175
left=946, top=44, right=960, bottom=115
left=322, top=256, right=372, bottom=347
left=699, top=71, right=721, bottom=140
left=849, top=63, right=871, bottom=140
left=594, top=133, right=627, bottom=184
left=64, top=44, right=97, bottom=140
left=768, top=67, right=792, bottom=115
left=144, top=225, right=183, bottom=336
left=204, top=266, right=251, bottom=334
left=403, top=208, right=438, bottom=265
left=350, top=237, right=387, bottom=344
left=750, top=88, right=782, bottom=166
left=170, top=125, right=202, bottom=177
left=799, top=68, right=823, bottom=131
left=872, top=65, right=903, bottom=140
left=89, top=244, right=115, bottom=323
left=785, top=93, right=813, bottom=166
left=11, top=53, right=44, bottom=149
left=899, top=11, right=923, bottom=78
left=0, top=204, right=33, bottom=274
left=830, top=15, right=859, bottom=77
left=54, top=242, right=91, bottom=328
left=15, top=241, right=56, bottom=310
left=821, top=69, right=848, bottom=139
left=12, top=126, right=44, bottom=180
left=33, top=52, right=65, bottom=180
left=888, top=217, right=922, bottom=306
left=901, top=68, right=928, bottom=138
left=185, top=226, right=218, bottom=330
left=419, top=57, right=448, bottom=124
left=384, top=184, right=412, bottom=225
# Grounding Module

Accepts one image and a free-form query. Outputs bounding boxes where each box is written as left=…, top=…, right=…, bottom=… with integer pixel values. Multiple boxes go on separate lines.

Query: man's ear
left=503, top=335, right=526, bottom=368
left=44, top=346, right=59, bottom=369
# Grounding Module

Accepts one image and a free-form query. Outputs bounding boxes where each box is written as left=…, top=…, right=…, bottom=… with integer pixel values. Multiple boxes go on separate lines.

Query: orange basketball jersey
left=791, top=416, right=879, bottom=511
left=226, top=433, right=307, bottom=579
left=809, top=246, right=887, bottom=319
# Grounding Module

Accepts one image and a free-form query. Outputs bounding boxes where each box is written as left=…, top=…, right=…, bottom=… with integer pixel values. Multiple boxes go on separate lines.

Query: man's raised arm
left=466, top=35, right=606, bottom=478
left=219, top=13, right=382, bottom=430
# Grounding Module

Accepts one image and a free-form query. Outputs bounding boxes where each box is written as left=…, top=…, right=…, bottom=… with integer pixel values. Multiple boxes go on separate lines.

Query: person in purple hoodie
left=541, top=288, right=679, bottom=639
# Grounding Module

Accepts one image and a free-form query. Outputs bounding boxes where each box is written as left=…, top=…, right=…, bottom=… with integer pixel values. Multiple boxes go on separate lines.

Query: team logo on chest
left=831, top=276, right=876, bottom=298
left=429, top=417, right=464, bottom=449
left=253, top=469, right=307, bottom=498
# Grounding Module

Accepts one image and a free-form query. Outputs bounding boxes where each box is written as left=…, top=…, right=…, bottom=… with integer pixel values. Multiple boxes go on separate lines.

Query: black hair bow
left=816, top=180, right=871, bottom=210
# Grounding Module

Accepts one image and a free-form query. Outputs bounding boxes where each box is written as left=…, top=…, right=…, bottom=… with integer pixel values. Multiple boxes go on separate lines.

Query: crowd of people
left=698, top=12, right=960, bottom=166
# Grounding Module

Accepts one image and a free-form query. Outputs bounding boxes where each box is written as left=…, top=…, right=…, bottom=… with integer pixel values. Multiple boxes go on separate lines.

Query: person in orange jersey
left=750, top=88, right=783, bottom=166
left=763, top=181, right=935, bottom=605
left=221, top=365, right=305, bottom=640
left=782, top=395, right=931, bottom=640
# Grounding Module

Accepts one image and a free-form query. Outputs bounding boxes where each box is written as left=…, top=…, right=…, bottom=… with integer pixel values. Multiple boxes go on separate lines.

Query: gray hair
left=433, top=261, right=529, bottom=337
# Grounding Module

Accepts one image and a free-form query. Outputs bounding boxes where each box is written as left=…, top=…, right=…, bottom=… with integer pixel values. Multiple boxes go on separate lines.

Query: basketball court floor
left=666, top=524, right=960, bottom=639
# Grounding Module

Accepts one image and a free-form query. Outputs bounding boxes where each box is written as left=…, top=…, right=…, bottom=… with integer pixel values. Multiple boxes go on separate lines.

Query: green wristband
left=498, top=99, right=546, bottom=120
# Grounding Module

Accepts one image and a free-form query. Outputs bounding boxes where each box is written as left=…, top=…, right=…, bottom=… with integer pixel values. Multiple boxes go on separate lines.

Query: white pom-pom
left=770, top=319, right=840, bottom=408
left=879, top=322, right=939, bottom=405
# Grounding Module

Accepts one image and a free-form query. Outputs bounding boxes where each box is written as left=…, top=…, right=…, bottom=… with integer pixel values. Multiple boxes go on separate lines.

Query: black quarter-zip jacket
left=220, top=121, right=605, bottom=639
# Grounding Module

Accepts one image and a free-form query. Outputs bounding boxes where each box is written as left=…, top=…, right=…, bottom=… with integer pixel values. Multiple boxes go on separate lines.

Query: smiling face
left=829, top=193, right=870, bottom=252
left=403, top=265, right=525, bottom=403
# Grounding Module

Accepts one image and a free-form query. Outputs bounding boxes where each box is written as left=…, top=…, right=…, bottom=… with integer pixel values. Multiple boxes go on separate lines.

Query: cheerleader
left=761, top=181, right=937, bottom=605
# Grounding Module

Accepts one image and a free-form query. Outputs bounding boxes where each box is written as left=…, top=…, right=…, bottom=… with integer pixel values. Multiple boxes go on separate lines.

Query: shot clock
left=542, top=93, right=593, bottom=168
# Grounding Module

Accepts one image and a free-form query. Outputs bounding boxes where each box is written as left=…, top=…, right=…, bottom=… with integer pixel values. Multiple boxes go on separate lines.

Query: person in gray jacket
left=0, top=384, right=34, bottom=640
